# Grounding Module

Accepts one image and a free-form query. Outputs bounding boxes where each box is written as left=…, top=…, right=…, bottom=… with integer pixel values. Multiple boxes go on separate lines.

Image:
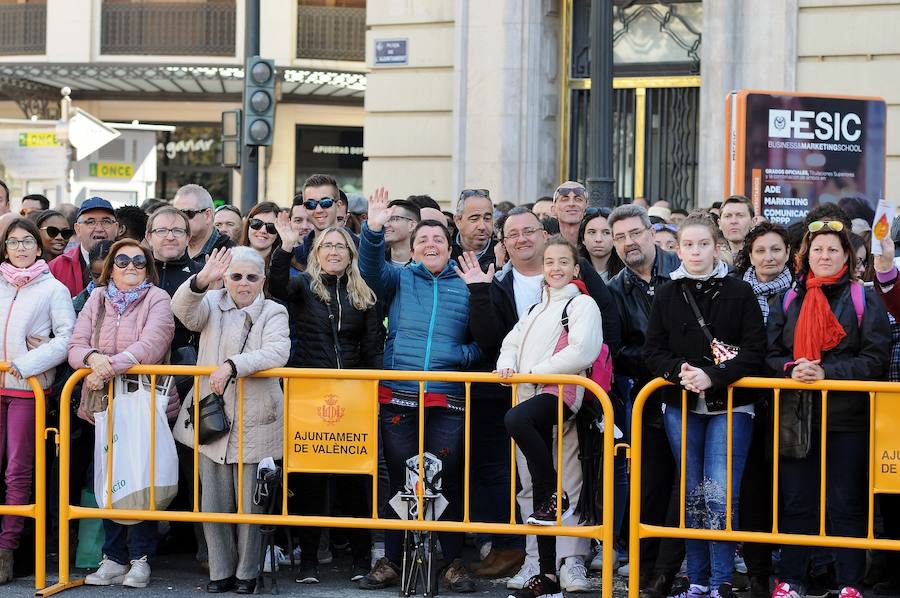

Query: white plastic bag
left=94, top=376, right=179, bottom=521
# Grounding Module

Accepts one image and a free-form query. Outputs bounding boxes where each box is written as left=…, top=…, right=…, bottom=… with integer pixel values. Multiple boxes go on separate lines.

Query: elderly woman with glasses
left=0, top=219, right=74, bottom=584
left=171, top=247, right=290, bottom=595
left=67, top=238, right=175, bottom=589
left=766, top=219, right=890, bottom=598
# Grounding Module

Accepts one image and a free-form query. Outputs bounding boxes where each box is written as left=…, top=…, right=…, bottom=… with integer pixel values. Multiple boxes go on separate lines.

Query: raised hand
left=367, top=187, right=391, bottom=232
left=453, top=251, right=495, bottom=285
left=196, top=247, right=232, bottom=290
left=275, top=212, right=300, bottom=250
left=875, top=236, right=895, bottom=273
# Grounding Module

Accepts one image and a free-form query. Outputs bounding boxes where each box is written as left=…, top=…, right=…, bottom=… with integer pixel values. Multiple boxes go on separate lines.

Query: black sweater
left=643, top=275, right=766, bottom=412
left=269, top=247, right=383, bottom=369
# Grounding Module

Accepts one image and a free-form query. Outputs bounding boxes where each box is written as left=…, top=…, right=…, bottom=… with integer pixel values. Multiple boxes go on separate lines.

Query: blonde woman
left=270, top=219, right=383, bottom=585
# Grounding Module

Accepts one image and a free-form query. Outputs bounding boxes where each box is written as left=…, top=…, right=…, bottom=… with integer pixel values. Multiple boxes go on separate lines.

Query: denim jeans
left=380, top=403, right=464, bottom=565
left=103, top=519, right=158, bottom=565
left=664, top=406, right=753, bottom=588
left=778, top=430, right=868, bottom=590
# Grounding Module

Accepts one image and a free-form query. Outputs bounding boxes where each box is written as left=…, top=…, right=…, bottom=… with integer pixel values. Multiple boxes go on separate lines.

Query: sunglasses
left=556, top=185, right=587, bottom=198
left=249, top=218, right=277, bottom=235
left=459, top=188, right=490, bottom=200
left=180, top=208, right=209, bottom=220
left=651, top=223, right=678, bottom=234
left=228, top=272, right=261, bottom=283
left=113, top=254, right=147, bottom=269
left=304, top=198, right=334, bottom=211
left=808, top=220, right=844, bottom=233
left=215, top=204, right=241, bottom=216
left=41, top=226, right=75, bottom=240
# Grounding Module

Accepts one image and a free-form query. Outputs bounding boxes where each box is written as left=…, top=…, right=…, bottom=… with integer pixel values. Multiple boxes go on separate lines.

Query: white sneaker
left=264, top=546, right=286, bottom=573
left=589, top=545, right=619, bottom=572
left=122, top=556, right=150, bottom=588
left=85, top=556, right=129, bottom=586
left=560, top=556, right=592, bottom=593
left=506, top=559, right=540, bottom=590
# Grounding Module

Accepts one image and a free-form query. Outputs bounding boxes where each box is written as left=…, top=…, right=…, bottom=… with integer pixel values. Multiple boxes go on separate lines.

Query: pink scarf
left=0, top=259, right=48, bottom=287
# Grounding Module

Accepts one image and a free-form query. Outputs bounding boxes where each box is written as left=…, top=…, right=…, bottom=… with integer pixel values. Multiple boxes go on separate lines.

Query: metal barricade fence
left=41, top=365, right=618, bottom=596
left=0, top=363, right=49, bottom=591
left=627, top=376, right=900, bottom=598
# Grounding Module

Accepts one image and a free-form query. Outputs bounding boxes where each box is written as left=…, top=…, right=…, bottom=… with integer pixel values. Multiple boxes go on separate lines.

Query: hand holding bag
left=79, top=302, right=109, bottom=420
left=187, top=318, right=253, bottom=445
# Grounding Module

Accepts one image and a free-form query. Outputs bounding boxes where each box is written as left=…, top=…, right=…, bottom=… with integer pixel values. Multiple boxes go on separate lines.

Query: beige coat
left=171, top=279, right=290, bottom=464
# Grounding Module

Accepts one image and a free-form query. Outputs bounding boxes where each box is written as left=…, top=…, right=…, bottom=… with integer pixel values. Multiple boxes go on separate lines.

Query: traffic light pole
left=586, top=0, right=616, bottom=208
left=240, top=0, right=260, bottom=213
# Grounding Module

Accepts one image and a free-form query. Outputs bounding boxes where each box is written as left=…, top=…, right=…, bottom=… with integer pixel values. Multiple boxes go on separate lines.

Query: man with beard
left=606, top=204, right=682, bottom=598
left=290, top=174, right=359, bottom=268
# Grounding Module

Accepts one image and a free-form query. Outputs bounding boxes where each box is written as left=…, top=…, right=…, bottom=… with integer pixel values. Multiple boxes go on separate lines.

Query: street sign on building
left=374, top=39, right=408, bottom=65
left=724, top=90, right=886, bottom=225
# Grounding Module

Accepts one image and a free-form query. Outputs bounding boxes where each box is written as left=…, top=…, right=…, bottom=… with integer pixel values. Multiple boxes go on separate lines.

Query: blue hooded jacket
left=358, top=222, right=481, bottom=404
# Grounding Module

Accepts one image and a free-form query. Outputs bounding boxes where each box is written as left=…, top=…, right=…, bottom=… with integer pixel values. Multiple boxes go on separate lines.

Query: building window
left=0, top=0, right=46, bottom=56
left=156, top=125, right=231, bottom=203
left=101, top=0, right=236, bottom=56
left=295, top=125, right=364, bottom=195
left=296, top=0, right=365, bottom=61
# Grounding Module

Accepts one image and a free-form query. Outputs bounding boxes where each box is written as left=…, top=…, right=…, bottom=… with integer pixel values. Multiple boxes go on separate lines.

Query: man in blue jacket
left=357, top=187, right=481, bottom=594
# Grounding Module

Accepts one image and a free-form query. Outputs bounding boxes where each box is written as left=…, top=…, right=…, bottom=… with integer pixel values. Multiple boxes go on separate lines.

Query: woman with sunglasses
left=578, top=208, right=624, bottom=282
left=33, top=210, right=74, bottom=262
left=270, top=216, right=383, bottom=585
left=67, top=238, right=175, bottom=588
left=240, top=202, right=281, bottom=268
left=171, top=247, right=290, bottom=594
left=767, top=219, right=890, bottom=598
left=0, top=219, right=74, bottom=584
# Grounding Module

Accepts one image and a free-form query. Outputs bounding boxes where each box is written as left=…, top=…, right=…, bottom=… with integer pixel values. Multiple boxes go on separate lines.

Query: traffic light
left=221, top=109, right=241, bottom=167
left=243, top=56, right=275, bottom=146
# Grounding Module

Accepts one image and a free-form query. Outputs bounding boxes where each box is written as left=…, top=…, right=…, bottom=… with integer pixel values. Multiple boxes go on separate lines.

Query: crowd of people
left=0, top=176, right=898, bottom=598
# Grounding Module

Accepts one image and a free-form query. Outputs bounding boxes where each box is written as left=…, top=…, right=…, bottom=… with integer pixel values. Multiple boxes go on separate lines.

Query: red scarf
left=793, top=264, right=848, bottom=361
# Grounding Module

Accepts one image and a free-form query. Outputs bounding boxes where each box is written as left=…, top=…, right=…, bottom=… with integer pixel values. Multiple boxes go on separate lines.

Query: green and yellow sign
left=89, top=162, right=134, bottom=178
left=18, top=132, right=60, bottom=147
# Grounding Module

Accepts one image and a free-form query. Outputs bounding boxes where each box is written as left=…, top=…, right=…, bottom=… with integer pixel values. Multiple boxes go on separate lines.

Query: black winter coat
left=269, top=247, right=383, bottom=369
left=643, top=275, right=766, bottom=412
left=766, top=276, right=890, bottom=431
left=155, top=253, right=203, bottom=355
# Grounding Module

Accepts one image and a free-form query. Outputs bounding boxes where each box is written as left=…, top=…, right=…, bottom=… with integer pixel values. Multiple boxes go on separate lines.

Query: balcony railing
left=101, top=2, right=236, bottom=56
left=0, top=2, right=46, bottom=55
left=296, top=4, right=365, bottom=61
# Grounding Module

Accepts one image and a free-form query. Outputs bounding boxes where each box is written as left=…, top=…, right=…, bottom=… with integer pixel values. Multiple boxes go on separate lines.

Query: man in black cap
left=49, top=196, right=119, bottom=297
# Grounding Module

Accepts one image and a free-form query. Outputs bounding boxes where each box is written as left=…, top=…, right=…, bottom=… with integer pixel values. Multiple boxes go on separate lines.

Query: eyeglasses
left=387, top=215, right=414, bottom=224
left=249, top=218, right=277, bottom=235
left=612, top=227, right=649, bottom=244
left=78, top=217, right=117, bottom=228
left=214, top=205, right=241, bottom=216
left=319, top=242, right=349, bottom=252
left=150, top=227, right=187, bottom=238
left=5, top=237, right=37, bottom=250
left=651, top=223, right=678, bottom=234
left=304, top=198, right=335, bottom=211
left=459, top=189, right=490, bottom=200
left=228, top=272, right=261, bottom=283
left=503, top=227, right=541, bottom=242
left=556, top=185, right=587, bottom=198
left=113, top=254, right=147, bottom=269
left=180, top=208, right=209, bottom=220
left=41, top=226, right=75, bottom=240
left=808, top=220, right=844, bottom=233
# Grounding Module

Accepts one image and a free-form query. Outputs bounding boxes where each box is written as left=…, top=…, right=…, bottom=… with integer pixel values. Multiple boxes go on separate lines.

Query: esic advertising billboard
left=725, top=90, right=886, bottom=224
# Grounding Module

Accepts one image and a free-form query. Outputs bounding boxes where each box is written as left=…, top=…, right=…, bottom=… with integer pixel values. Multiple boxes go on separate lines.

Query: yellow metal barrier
left=0, top=362, right=50, bottom=591
left=628, top=376, right=900, bottom=598
left=41, top=365, right=618, bottom=596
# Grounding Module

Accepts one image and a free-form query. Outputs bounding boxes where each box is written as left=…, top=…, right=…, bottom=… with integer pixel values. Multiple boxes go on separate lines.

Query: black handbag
left=187, top=320, right=252, bottom=445
left=778, top=389, right=814, bottom=460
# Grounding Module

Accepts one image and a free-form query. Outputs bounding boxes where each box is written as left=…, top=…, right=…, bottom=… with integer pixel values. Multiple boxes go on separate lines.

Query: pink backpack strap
left=783, top=284, right=864, bottom=326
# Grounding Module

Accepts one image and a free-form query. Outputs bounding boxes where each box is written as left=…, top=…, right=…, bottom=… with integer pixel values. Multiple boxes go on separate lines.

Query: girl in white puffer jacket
left=496, top=236, right=602, bottom=598
left=0, top=218, right=74, bottom=584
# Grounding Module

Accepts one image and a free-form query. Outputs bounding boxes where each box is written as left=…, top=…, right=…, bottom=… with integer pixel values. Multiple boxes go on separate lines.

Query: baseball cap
left=77, top=197, right=115, bottom=218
